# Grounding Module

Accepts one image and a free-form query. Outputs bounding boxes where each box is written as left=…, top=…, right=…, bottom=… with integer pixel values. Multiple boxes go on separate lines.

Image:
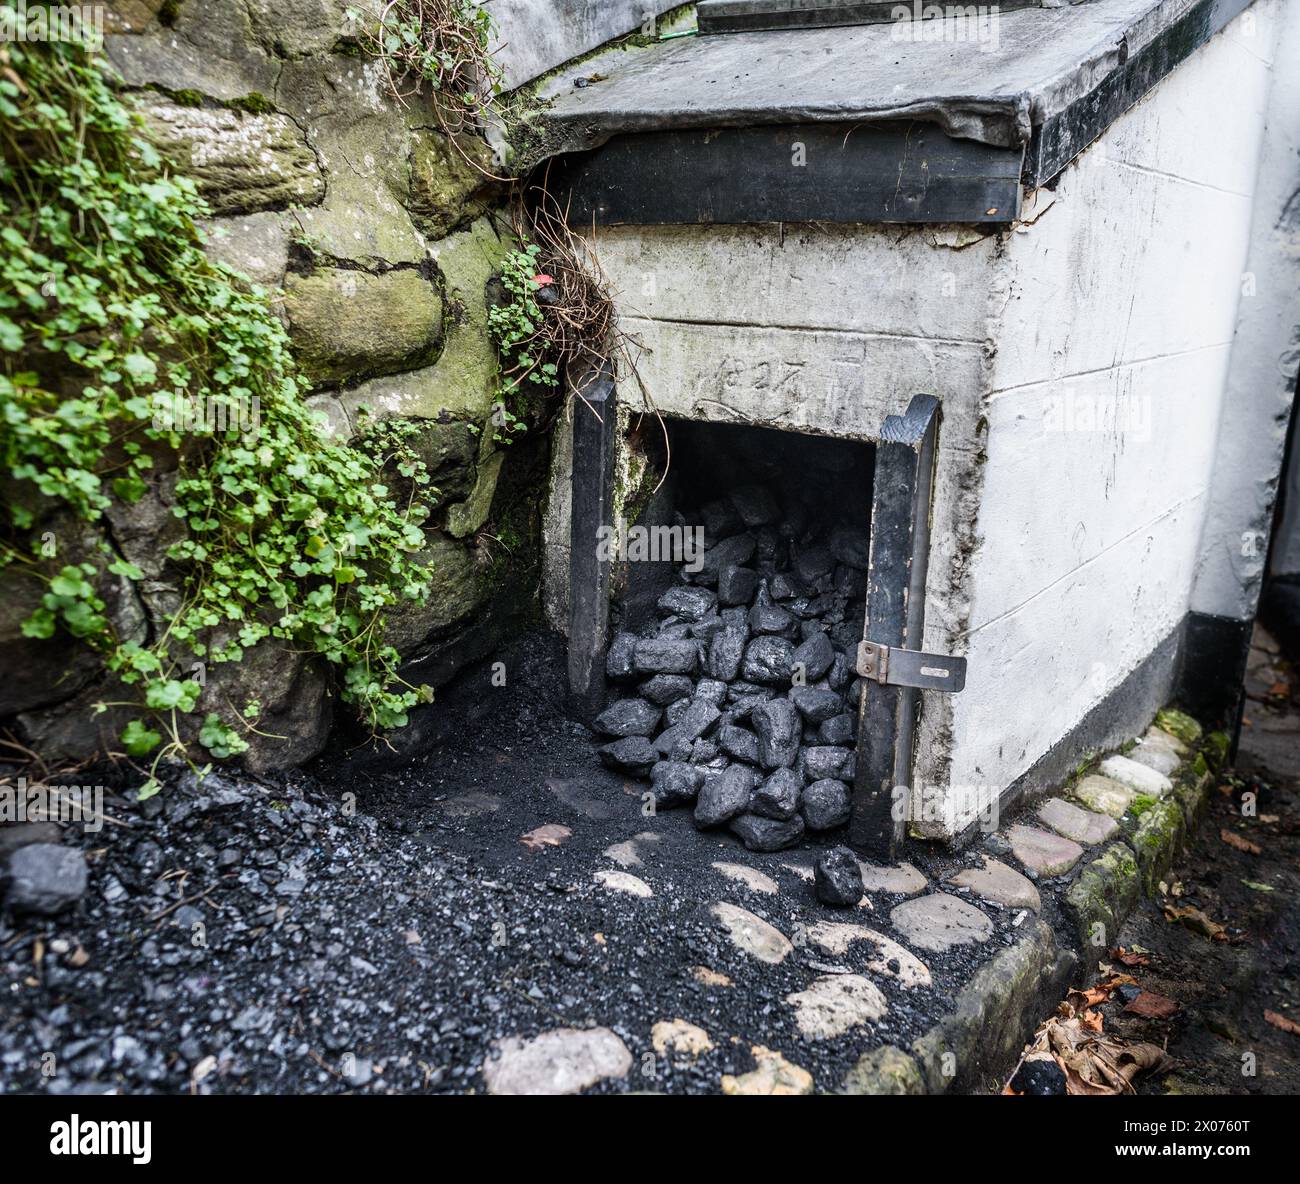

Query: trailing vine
left=0, top=37, right=435, bottom=789
left=351, top=1, right=501, bottom=141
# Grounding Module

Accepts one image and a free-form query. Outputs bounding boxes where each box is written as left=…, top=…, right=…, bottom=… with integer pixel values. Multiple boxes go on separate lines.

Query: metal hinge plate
left=856, top=641, right=967, bottom=693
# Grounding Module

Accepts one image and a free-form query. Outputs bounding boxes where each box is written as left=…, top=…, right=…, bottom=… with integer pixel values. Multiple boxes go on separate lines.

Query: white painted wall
left=1191, top=0, right=1300, bottom=602
left=484, top=1, right=684, bottom=89
left=545, top=4, right=1287, bottom=841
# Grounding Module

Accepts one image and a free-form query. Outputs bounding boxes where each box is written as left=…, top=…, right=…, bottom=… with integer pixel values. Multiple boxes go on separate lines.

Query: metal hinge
left=856, top=641, right=967, bottom=693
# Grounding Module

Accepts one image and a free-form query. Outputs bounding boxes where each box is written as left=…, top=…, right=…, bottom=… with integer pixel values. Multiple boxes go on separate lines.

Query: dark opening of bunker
left=589, top=417, right=877, bottom=854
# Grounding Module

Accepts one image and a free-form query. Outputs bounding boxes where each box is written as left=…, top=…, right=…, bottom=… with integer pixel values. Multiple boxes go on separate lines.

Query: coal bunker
left=593, top=419, right=875, bottom=852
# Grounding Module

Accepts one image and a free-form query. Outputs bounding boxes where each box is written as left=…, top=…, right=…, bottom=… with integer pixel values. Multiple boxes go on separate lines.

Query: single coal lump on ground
left=593, top=453, right=870, bottom=851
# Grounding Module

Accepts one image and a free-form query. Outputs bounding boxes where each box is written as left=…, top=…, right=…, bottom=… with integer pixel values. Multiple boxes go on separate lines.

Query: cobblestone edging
left=841, top=710, right=1225, bottom=1094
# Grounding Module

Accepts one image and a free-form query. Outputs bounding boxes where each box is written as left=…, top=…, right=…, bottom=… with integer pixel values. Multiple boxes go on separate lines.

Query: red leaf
left=1124, top=990, right=1180, bottom=1019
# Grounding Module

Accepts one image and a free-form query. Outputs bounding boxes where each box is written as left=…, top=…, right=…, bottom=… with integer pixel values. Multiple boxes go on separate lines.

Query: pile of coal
left=594, top=480, right=869, bottom=852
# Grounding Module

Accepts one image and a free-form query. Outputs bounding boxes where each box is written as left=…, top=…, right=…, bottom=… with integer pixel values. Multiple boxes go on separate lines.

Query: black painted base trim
left=947, top=620, right=1185, bottom=849
left=1025, top=0, right=1256, bottom=187
left=1175, top=609, right=1252, bottom=736
left=544, top=121, right=1023, bottom=227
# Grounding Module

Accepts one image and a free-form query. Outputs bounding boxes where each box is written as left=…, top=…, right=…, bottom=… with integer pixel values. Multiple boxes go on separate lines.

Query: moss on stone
left=1129, top=793, right=1157, bottom=818
left=1130, top=798, right=1185, bottom=896
left=841, top=1045, right=926, bottom=1095
left=283, top=267, right=444, bottom=386
left=1156, top=708, right=1203, bottom=746
left=1064, top=842, right=1140, bottom=951
left=1204, top=730, right=1231, bottom=770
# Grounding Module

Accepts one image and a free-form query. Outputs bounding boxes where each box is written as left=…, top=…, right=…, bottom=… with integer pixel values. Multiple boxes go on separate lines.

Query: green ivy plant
left=0, top=38, right=435, bottom=790
left=485, top=241, right=559, bottom=443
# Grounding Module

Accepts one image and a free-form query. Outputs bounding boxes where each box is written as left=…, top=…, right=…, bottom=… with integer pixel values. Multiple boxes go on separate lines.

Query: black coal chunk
left=3, top=843, right=87, bottom=916
left=800, top=745, right=854, bottom=782
left=717, top=564, right=759, bottom=606
left=598, top=737, right=658, bottom=776
left=633, top=637, right=699, bottom=675
left=730, top=811, right=805, bottom=852
left=696, top=534, right=756, bottom=586
left=656, top=585, right=717, bottom=622
left=638, top=674, right=694, bottom=706
left=830, top=525, right=870, bottom=570
left=803, top=779, right=851, bottom=831
left=593, top=698, right=662, bottom=737
left=748, top=603, right=796, bottom=637
left=789, top=685, right=843, bottom=723
left=818, top=711, right=857, bottom=746
left=740, top=636, right=795, bottom=684
left=792, top=630, right=835, bottom=681
left=606, top=631, right=638, bottom=679
left=717, top=723, right=759, bottom=764
left=752, top=767, right=801, bottom=821
left=1010, top=1056, right=1068, bottom=1096
left=653, top=698, right=721, bottom=758
left=650, top=761, right=704, bottom=807
left=815, top=846, right=864, bottom=906
left=729, top=484, right=779, bottom=527
left=695, top=765, right=758, bottom=828
left=706, top=627, right=746, bottom=681
left=751, top=698, right=800, bottom=769
left=794, top=544, right=833, bottom=584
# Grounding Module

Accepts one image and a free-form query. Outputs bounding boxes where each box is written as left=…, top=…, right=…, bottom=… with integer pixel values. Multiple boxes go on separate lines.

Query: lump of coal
left=751, top=698, right=800, bottom=769
left=633, top=637, right=699, bottom=675
left=730, top=811, right=805, bottom=852
left=789, top=686, right=843, bottom=723
left=695, top=765, right=758, bottom=828
left=598, top=737, right=658, bottom=777
left=752, top=767, right=801, bottom=821
left=729, top=484, right=779, bottom=527
left=696, top=534, right=757, bottom=586
left=638, top=675, right=694, bottom=706
left=830, top=526, right=870, bottom=570
left=593, top=698, right=661, bottom=738
left=801, top=745, right=853, bottom=782
left=792, top=631, right=835, bottom=681
left=653, top=698, right=721, bottom=758
left=818, top=712, right=857, bottom=746
left=741, top=636, right=795, bottom=684
left=707, top=628, right=747, bottom=681
left=651, top=761, right=703, bottom=807
left=656, top=585, right=717, bottom=622
left=1010, top=1055, right=1067, bottom=1096
left=606, top=632, right=639, bottom=679
left=717, top=723, right=759, bottom=764
left=718, top=564, right=759, bottom=606
left=802, top=779, right=851, bottom=831
left=814, top=846, right=864, bottom=906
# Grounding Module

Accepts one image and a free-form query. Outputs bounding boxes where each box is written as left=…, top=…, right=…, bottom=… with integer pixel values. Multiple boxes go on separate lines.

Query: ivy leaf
left=121, top=718, right=163, bottom=756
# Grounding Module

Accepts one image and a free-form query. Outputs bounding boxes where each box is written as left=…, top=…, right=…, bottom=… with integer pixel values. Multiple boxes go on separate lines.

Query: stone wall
left=1, top=1, right=548, bottom=772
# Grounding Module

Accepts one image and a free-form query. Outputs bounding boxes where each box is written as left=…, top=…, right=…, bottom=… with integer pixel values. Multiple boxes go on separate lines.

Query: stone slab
left=1071, top=774, right=1139, bottom=818
left=1007, top=824, right=1085, bottom=877
left=1099, top=754, right=1174, bottom=797
left=947, top=856, right=1041, bottom=912
left=710, top=901, right=792, bottom=964
left=483, top=1027, right=632, bottom=1095
left=1037, top=796, right=1120, bottom=846
left=889, top=892, right=993, bottom=953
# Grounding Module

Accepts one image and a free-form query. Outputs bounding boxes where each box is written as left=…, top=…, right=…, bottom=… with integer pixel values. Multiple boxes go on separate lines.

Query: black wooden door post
left=849, top=395, right=942, bottom=860
left=567, top=364, right=617, bottom=721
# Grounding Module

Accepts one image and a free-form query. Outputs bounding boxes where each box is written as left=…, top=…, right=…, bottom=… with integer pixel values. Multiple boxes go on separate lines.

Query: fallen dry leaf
left=1264, top=1010, right=1300, bottom=1036
left=1164, top=904, right=1226, bottom=940
left=1114, top=947, right=1151, bottom=967
left=1220, top=828, right=1262, bottom=855
left=1006, top=990, right=1175, bottom=1096
left=519, top=823, right=573, bottom=851
left=1125, top=990, right=1180, bottom=1019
